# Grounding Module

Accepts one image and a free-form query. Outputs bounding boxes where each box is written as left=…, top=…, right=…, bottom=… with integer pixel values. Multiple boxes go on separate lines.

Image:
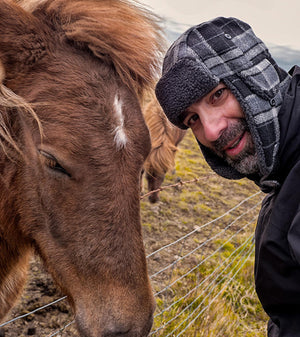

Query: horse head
left=0, top=0, right=165, bottom=335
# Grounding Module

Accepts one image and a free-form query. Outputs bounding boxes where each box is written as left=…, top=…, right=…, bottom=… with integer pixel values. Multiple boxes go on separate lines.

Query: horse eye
left=39, top=150, right=71, bottom=177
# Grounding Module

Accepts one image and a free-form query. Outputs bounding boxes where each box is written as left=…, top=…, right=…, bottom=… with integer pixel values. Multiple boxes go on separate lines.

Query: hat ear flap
left=239, top=59, right=280, bottom=100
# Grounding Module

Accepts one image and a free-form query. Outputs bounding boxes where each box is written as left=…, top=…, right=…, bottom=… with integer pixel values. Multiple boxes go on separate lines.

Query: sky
left=138, top=0, right=300, bottom=51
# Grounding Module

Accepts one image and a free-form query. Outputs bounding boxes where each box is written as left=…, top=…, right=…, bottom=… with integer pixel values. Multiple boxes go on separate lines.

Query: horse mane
left=17, top=0, right=166, bottom=99
left=143, top=99, right=181, bottom=176
left=0, top=0, right=165, bottom=158
left=0, top=62, right=42, bottom=159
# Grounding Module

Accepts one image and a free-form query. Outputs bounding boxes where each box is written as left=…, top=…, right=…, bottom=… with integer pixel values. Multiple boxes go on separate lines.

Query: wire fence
left=146, top=189, right=262, bottom=336
left=0, top=178, right=264, bottom=337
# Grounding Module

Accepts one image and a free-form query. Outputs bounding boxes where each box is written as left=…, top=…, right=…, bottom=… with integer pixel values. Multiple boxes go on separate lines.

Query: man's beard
left=212, top=120, right=260, bottom=175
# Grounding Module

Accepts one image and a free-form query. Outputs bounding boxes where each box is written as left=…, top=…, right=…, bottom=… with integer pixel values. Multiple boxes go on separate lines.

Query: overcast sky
left=139, top=0, right=300, bottom=51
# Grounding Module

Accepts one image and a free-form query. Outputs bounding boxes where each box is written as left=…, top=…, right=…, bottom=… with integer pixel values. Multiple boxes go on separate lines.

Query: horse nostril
left=103, top=329, right=131, bottom=337
left=103, top=324, right=133, bottom=337
left=102, top=312, right=153, bottom=337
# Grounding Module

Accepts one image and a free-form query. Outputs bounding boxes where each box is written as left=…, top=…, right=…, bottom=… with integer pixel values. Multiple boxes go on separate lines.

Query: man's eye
left=213, top=88, right=224, bottom=100
left=211, top=88, right=227, bottom=104
left=187, top=114, right=199, bottom=127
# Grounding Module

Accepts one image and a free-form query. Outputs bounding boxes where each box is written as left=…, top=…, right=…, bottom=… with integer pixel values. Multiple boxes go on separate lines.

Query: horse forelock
left=0, top=83, right=43, bottom=159
left=19, top=0, right=166, bottom=100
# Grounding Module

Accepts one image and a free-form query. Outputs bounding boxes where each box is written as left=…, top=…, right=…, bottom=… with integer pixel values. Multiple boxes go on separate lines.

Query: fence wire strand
left=47, top=320, right=75, bottom=337
left=151, top=233, right=255, bottom=336
left=0, top=296, right=67, bottom=328
left=146, top=191, right=261, bottom=259
left=0, top=177, right=263, bottom=336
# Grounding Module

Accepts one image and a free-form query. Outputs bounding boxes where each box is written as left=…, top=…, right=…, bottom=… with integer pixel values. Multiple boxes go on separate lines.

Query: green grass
left=141, top=130, right=268, bottom=336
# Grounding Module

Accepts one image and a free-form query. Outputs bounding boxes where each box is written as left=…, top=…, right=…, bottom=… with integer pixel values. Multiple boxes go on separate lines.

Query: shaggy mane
left=0, top=61, right=42, bottom=158
left=143, top=99, right=181, bottom=176
left=18, top=0, right=166, bottom=99
left=1, top=0, right=165, bottom=156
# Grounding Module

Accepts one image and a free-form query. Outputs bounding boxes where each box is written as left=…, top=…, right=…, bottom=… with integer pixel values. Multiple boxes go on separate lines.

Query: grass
left=141, top=129, right=268, bottom=336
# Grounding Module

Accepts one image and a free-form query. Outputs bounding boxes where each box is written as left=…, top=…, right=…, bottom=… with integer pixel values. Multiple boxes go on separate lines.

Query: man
left=155, top=17, right=300, bottom=337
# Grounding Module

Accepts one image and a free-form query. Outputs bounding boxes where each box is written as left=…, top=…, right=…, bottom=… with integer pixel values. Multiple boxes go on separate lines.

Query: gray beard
left=212, top=120, right=260, bottom=175
left=225, top=151, right=259, bottom=175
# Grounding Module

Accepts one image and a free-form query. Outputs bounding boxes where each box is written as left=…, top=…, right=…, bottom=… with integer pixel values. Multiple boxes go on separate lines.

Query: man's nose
left=201, top=113, right=227, bottom=143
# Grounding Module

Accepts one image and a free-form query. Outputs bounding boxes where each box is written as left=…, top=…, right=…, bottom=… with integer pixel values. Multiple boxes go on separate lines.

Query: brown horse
left=0, top=0, right=165, bottom=336
left=143, top=98, right=186, bottom=203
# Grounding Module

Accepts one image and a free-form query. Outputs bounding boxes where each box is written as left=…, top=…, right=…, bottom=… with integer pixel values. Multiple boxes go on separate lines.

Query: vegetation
left=141, top=130, right=268, bottom=336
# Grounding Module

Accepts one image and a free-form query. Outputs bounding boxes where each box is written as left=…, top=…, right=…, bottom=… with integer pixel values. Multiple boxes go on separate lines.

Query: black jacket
left=255, top=66, right=300, bottom=336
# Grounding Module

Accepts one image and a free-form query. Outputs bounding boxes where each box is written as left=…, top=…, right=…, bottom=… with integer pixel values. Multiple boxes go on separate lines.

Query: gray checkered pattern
left=156, top=17, right=291, bottom=179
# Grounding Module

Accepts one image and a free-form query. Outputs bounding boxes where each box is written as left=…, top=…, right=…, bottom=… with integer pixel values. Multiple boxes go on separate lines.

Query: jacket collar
left=255, top=66, right=300, bottom=193
left=276, top=66, right=300, bottom=181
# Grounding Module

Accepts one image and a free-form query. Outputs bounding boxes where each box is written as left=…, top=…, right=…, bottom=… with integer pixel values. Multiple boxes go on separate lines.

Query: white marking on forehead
left=18, top=0, right=48, bottom=12
left=113, top=94, right=128, bottom=150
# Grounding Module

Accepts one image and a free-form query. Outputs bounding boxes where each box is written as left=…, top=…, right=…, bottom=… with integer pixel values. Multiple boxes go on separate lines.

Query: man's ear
left=0, top=0, right=48, bottom=80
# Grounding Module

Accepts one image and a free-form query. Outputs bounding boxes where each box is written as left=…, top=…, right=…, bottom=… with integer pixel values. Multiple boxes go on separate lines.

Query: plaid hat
left=155, top=17, right=291, bottom=179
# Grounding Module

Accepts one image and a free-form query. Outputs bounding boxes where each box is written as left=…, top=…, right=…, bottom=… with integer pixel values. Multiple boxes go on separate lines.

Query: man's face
left=182, top=83, right=259, bottom=175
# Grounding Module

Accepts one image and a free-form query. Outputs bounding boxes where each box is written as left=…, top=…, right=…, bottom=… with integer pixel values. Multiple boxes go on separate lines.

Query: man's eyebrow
left=179, top=110, right=190, bottom=124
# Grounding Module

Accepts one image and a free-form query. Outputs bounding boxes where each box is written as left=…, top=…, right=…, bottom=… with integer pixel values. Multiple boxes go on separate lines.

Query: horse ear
left=0, top=0, right=47, bottom=80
